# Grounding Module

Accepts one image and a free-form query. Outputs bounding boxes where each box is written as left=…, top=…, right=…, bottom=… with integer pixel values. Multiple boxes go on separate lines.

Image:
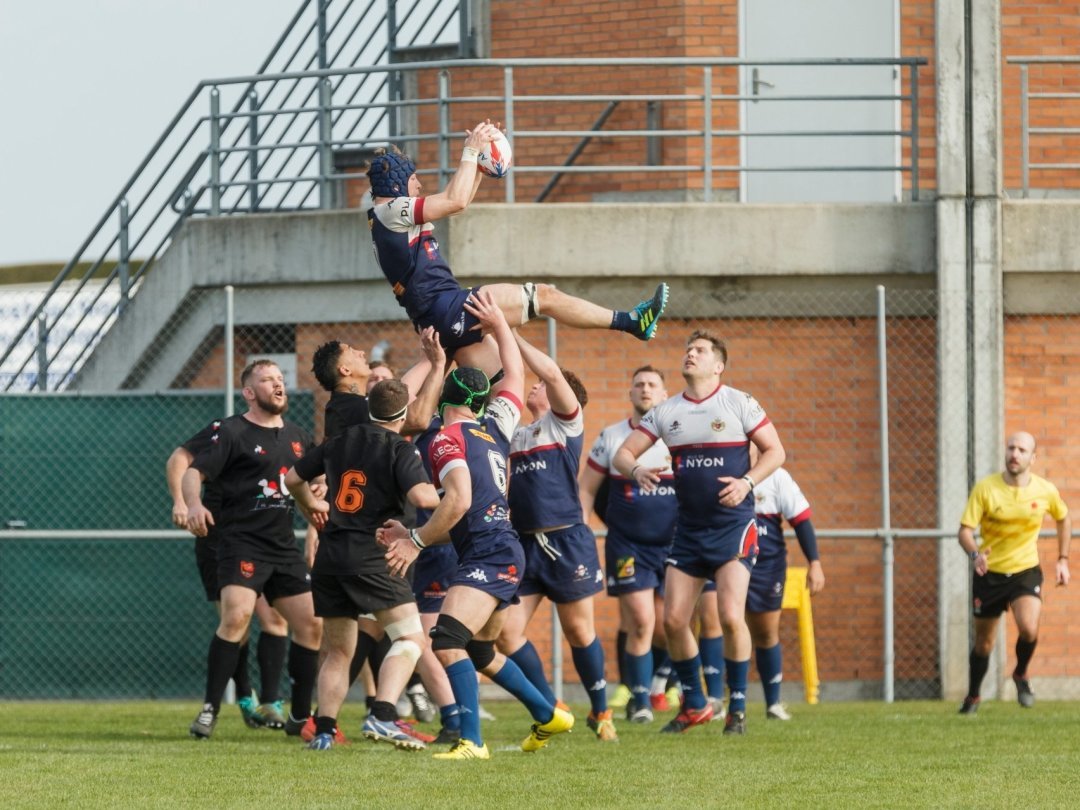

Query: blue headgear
left=367, top=151, right=416, bottom=198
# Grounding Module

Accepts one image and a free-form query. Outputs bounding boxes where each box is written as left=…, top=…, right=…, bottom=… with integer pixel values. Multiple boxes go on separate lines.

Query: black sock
left=258, top=632, right=288, bottom=703
left=611, top=310, right=633, bottom=332
left=616, top=631, right=628, bottom=686
left=288, top=643, right=320, bottom=721
left=232, top=640, right=253, bottom=699
left=204, top=635, right=241, bottom=712
left=968, top=650, right=990, bottom=698
left=369, top=635, right=391, bottom=688
left=1015, top=638, right=1038, bottom=677
left=350, top=631, right=378, bottom=686
left=371, top=700, right=398, bottom=722
left=315, top=715, right=338, bottom=736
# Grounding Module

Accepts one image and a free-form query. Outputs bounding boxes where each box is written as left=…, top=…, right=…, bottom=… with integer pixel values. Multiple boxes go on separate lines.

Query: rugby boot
left=433, top=738, right=490, bottom=760
left=659, top=702, right=713, bottom=733
left=630, top=283, right=669, bottom=341
left=521, top=706, right=575, bottom=752
left=587, top=709, right=619, bottom=742
left=723, top=710, right=746, bottom=735
left=189, top=704, right=217, bottom=740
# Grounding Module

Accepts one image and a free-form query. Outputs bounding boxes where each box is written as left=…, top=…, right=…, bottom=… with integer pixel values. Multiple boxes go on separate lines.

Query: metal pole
left=36, top=314, right=48, bottom=392
left=503, top=67, right=515, bottom=203
left=225, top=285, right=235, bottom=418
left=438, top=70, right=451, bottom=189
left=910, top=63, right=920, bottom=202
left=546, top=315, right=563, bottom=701
left=318, top=78, right=332, bottom=209
left=703, top=66, right=713, bottom=203
left=317, top=0, right=328, bottom=71
left=248, top=89, right=260, bottom=213
left=387, top=1, right=399, bottom=140
left=118, top=199, right=130, bottom=314
left=209, top=88, right=221, bottom=216
left=1021, top=65, right=1029, bottom=198
left=877, top=284, right=894, bottom=703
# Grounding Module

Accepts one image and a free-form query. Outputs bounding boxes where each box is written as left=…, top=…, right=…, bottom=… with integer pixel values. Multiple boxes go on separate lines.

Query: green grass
left=2, top=700, right=1080, bottom=808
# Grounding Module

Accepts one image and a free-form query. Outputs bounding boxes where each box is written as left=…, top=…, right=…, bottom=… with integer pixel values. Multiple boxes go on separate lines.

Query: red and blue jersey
left=428, top=393, right=522, bottom=559
left=366, top=194, right=462, bottom=322
left=753, top=468, right=812, bottom=565
left=508, top=406, right=584, bottom=532
left=637, top=383, right=770, bottom=536
left=586, top=418, right=677, bottom=546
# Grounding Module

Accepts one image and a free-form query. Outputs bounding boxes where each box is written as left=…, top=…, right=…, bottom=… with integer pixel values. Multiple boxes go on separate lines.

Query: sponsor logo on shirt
left=513, top=458, right=547, bottom=474
left=483, top=504, right=510, bottom=523
left=468, top=428, right=496, bottom=444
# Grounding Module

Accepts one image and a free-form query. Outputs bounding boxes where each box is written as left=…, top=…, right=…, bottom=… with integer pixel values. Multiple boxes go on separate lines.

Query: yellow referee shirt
left=960, top=473, right=1068, bottom=574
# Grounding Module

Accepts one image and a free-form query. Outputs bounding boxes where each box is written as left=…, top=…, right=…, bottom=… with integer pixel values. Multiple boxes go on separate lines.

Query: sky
left=0, top=0, right=301, bottom=266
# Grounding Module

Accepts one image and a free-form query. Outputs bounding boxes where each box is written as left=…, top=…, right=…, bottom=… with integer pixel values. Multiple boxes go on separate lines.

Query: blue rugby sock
left=611, top=310, right=634, bottom=332
left=626, top=650, right=653, bottom=709
left=726, top=658, right=750, bottom=715
left=508, top=641, right=557, bottom=705
left=756, top=644, right=784, bottom=707
left=571, top=637, right=608, bottom=714
left=699, top=635, right=725, bottom=699
left=439, top=703, right=461, bottom=732
left=671, top=655, right=707, bottom=710
left=444, top=658, right=482, bottom=745
left=490, top=658, right=554, bottom=723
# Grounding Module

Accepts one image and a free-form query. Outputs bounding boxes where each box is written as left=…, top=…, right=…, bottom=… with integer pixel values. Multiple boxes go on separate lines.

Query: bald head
left=1004, top=432, right=1037, bottom=482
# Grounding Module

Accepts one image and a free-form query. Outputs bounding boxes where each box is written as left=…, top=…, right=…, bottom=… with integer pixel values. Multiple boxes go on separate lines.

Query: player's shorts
left=311, top=571, right=416, bottom=619
left=518, top=524, right=604, bottom=603
left=413, top=543, right=458, bottom=613
left=449, top=540, right=525, bottom=608
left=416, top=286, right=484, bottom=350
left=666, top=519, right=758, bottom=580
left=194, top=535, right=220, bottom=601
left=217, top=555, right=311, bottom=604
left=973, top=565, right=1043, bottom=618
left=746, top=554, right=787, bottom=613
left=604, top=528, right=669, bottom=596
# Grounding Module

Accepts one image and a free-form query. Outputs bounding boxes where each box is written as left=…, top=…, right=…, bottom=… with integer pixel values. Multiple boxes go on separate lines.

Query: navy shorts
left=217, top=555, right=311, bottom=604
left=416, top=286, right=484, bottom=350
left=666, top=519, right=758, bottom=580
left=604, top=528, right=669, bottom=596
left=973, top=565, right=1043, bottom=618
left=413, top=544, right=458, bottom=613
left=194, top=536, right=220, bottom=601
left=746, top=555, right=786, bottom=613
left=450, top=540, right=526, bottom=608
left=518, top=524, right=605, bottom=603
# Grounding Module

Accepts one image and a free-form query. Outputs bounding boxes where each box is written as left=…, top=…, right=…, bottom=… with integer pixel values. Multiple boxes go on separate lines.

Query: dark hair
left=439, top=367, right=490, bottom=419
left=369, top=379, right=410, bottom=421
left=369, top=360, right=397, bottom=378
left=240, top=359, right=279, bottom=388
left=631, top=364, right=665, bottom=383
left=686, top=330, right=728, bottom=364
left=561, top=368, right=588, bottom=409
left=311, top=341, right=344, bottom=392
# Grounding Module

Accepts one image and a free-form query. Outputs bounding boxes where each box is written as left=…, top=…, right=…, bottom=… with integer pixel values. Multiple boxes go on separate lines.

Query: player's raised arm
left=465, top=289, right=522, bottom=402
left=515, top=332, right=579, bottom=415
left=402, top=327, right=447, bottom=436
left=420, top=122, right=500, bottom=221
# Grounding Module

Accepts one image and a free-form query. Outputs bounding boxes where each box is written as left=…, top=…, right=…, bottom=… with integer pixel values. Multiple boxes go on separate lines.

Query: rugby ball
left=478, top=132, right=513, bottom=178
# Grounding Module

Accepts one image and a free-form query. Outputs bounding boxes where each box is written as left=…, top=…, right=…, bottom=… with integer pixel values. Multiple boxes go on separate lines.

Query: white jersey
left=753, top=468, right=812, bottom=563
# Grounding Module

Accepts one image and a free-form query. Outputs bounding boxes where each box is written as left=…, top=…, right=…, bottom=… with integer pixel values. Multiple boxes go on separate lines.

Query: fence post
left=248, top=89, right=260, bottom=213
left=503, top=66, right=515, bottom=203
left=1021, top=64, right=1029, bottom=198
left=910, top=62, right=920, bottom=202
left=545, top=314, right=564, bottom=700
left=318, top=78, right=333, bottom=209
left=439, top=70, right=451, bottom=190
left=209, top=88, right=221, bottom=216
left=118, top=199, right=130, bottom=315
left=703, top=66, right=713, bottom=203
left=877, top=285, right=894, bottom=702
left=36, top=313, right=48, bottom=392
left=224, top=285, right=235, bottom=418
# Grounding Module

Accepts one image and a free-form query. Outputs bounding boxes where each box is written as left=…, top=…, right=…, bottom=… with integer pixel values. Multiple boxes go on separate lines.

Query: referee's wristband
left=409, top=529, right=426, bottom=550
left=969, top=550, right=980, bottom=561
left=461, top=146, right=480, bottom=163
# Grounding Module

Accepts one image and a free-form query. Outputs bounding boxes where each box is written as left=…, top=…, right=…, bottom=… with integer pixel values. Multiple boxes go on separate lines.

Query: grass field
left=2, top=699, right=1079, bottom=808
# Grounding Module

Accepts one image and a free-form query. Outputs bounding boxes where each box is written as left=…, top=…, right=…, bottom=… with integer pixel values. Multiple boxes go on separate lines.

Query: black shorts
left=217, top=555, right=311, bottom=604
left=195, top=537, right=219, bottom=602
left=311, top=572, right=416, bottom=619
left=973, top=565, right=1043, bottom=618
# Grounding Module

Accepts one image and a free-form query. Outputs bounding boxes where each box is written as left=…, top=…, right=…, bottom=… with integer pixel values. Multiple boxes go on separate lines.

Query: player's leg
left=556, top=596, right=616, bottom=740
left=747, top=609, right=788, bottom=718
left=363, top=602, right=429, bottom=750
left=1010, top=591, right=1042, bottom=707
left=309, top=615, right=356, bottom=747
left=252, top=596, right=289, bottom=726
left=191, top=582, right=259, bottom=738
left=714, top=557, right=752, bottom=730
left=477, top=281, right=670, bottom=340
left=420, top=611, right=462, bottom=743
left=620, top=588, right=656, bottom=720
left=660, top=566, right=711, bottom=731
left=269, top=588, right=322, bottom=732
left=495, top=592, right=555, bottom=704
left=696, top=587, right=726, bottom=715
left=650, top=588, right=675, bottom=709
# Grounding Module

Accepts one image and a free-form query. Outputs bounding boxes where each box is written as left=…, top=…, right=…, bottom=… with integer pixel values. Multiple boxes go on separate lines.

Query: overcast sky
left=0, top=0, right=300, bottom=266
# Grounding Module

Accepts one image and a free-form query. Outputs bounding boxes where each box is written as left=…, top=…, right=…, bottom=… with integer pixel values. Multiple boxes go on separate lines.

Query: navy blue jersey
left=753, top=468, right=812, bottom=565
left=508, top=407, right=585, bottom=532
left=637, top=383, right=770, bottom=536
left=366, top=195, right=462, bottom=322
left=191, top=415, right=314, bottom=563
left=428, top=393, right=521, bottom=559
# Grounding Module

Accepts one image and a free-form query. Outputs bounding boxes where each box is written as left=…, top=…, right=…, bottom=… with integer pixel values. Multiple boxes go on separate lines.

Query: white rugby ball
left=478, top=132, right=513, bottom=178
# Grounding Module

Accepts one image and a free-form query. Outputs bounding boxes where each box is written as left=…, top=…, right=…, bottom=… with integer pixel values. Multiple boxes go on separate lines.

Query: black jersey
left=293, top=423, right=430, bottom=574
left=324, top=391, right=371, bottom=440
left=191, top=414, right=314, bottom=563
left=182, top=419, right=225, bottom=554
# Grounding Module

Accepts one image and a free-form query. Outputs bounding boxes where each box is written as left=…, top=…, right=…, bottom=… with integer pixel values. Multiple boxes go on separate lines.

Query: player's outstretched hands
left=377, top=519, right=420, bottom=577
left=464, top=119, right=500, bottom=151
left=632, top=465, right=666, bottom=493
left=419, top=326, right=446, bottom=368
left=717, top=475, right=754, bottom=508
left=186, top=504, right=215, bottom=538
left=464, top=288, right=507, bottom=335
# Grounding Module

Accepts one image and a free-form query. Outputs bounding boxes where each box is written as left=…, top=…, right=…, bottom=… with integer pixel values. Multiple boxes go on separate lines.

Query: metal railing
left=1009, top=56, right=1080, bottom=197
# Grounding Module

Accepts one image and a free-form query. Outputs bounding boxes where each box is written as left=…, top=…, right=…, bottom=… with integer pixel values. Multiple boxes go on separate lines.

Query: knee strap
left=430, top=614, right=473, bottom=651
left=522, top=282, right=540, bottom=322
left=465, top=638, right=496, bottom=670
left=387, top=638, right=422, bottom=666
left=384, top=614, right=423, bottom=641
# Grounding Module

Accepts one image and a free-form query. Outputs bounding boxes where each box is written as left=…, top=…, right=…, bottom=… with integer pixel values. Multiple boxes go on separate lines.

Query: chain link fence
left=5, top=279, right=1080, bottom=702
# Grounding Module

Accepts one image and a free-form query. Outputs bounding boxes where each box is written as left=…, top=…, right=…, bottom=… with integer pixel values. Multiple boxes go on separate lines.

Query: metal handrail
left=1007, top=56, right=1080, bottom=197
left=2, top=47, right=923, bottom=393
